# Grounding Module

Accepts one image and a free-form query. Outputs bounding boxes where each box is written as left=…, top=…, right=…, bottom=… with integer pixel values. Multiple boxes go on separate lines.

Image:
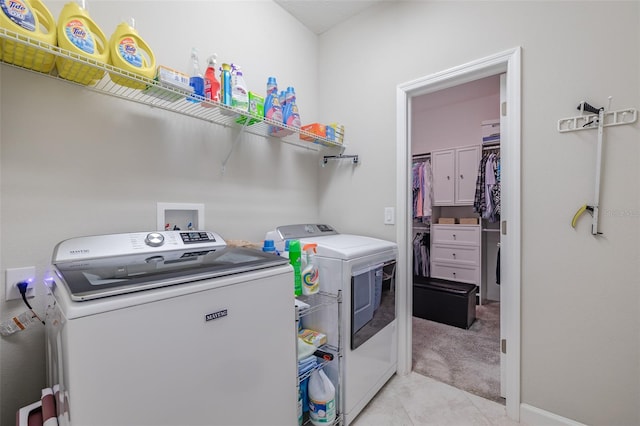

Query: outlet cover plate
left=5, top=267, right=36, bottom=301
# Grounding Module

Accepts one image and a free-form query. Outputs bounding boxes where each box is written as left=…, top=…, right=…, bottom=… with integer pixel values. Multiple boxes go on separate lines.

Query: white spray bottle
left=301, top=243, right=319, bottom=295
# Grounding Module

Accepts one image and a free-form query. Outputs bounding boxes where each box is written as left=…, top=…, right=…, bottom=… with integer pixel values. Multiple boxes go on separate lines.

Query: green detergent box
left=236, top=92, right=265, bottom=125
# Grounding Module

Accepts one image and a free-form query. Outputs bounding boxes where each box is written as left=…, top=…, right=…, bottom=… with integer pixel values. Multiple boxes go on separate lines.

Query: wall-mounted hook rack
left=557, top=107, right=637, bottom=132
left=322, top=154, right=359, bottom=166
left=560, top=99, right=638, bottom=236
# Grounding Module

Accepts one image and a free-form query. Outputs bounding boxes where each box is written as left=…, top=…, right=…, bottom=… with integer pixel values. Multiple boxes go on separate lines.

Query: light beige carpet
left=412, top=301, right=503, bottom=403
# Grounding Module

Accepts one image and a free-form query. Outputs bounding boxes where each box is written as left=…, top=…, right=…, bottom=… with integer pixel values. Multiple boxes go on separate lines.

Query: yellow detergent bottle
left=0, top=0, right=57, bottom=72
left=108, top=18, right=155, bottom=90
left=56, top=0, right=108, bottom=85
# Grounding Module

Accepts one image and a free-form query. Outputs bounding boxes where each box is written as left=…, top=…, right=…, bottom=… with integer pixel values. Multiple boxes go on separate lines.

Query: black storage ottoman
left=413, top=278, right=477, bottom=329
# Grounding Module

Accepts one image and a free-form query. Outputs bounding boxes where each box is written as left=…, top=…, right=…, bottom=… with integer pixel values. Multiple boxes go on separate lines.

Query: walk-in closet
left=410, top=75, right=504, bottom=403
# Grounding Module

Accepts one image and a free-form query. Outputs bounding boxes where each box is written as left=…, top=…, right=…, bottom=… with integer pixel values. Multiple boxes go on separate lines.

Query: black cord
left=16, top=281, right=45, bottom=325
left=16, top=281, right=33, bottom=309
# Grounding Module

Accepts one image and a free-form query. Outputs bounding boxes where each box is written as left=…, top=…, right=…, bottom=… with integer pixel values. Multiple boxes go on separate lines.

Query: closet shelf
left=0, top=28, right=346, bottom=154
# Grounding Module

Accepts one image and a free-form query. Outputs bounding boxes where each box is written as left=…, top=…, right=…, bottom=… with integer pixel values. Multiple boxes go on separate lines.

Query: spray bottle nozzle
left=302, top=243, right=317, bottom=253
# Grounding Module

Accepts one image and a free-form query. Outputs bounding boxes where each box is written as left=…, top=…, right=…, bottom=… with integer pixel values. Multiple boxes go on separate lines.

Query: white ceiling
left=274, top=0, right=384, bottom=34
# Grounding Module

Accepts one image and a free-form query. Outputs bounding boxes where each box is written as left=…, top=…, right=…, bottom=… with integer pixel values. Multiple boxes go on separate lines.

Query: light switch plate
left=5, top=267, right=36, bottom=301
left=384, top=207, right=395, bottom=225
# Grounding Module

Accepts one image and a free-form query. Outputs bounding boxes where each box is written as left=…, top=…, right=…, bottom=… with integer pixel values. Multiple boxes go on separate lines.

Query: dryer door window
left=351, top=260, right=396, bottom=350
left=352, top=268, right=376, bottom=334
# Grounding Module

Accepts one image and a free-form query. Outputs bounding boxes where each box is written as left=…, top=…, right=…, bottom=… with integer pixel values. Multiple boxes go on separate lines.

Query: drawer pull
left=447, top=175, right=450, bottom=180
left=452, top=234, right=456, bottom=239
left=452, top=253, right=456, bottom=258
left=460, top=174, right=464, bottom=179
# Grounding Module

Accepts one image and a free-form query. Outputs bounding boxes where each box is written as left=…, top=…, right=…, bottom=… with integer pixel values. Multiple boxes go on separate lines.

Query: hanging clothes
left=412, top=157, right=433, bottom=222
left=483, top=152, right=496, bottom=221
left=474, top=149, right=501, bottom=222
left=492, top=157, right=501, bottom=218
left=422, top=160, right=433, bottom=218
left=412, top=161, right=423, bottom=219
left=412, top=155, right=432, bottom=279
left=413, top=231, right=430, bottom=278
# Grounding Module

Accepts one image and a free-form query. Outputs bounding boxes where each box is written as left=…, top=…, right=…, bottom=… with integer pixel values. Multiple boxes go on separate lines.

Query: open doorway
left=395, top=48, right=521, bottom=421
left=410, top=75, right=503, bottom=403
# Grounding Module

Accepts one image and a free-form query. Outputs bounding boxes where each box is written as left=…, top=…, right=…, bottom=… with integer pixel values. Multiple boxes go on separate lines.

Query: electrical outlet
left=384, top=207, right=395, bottom=225
left=5, top=267, right=36, bottom=301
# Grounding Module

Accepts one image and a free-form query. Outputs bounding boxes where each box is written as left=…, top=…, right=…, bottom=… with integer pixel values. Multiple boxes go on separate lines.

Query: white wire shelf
left=297, top=291, right=341, bottom=318
left=0, top=27, right=346, bottom=153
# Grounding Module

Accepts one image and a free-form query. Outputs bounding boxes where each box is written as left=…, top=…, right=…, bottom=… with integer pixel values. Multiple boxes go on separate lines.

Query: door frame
left=395, top=47, right=522, bottom=420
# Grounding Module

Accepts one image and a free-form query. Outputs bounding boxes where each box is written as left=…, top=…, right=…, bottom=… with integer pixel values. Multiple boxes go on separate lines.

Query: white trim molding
left=521, top=404, right=588, bottom=426
left=395, top=47, right=522, bottom=421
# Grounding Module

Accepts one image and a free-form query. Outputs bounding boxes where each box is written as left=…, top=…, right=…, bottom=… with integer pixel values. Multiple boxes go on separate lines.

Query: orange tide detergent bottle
left=108, top=18, right=155, bottom=89
left=0, top=0, right=57, bottom=72
left=56, top=0, right=108, bottom=85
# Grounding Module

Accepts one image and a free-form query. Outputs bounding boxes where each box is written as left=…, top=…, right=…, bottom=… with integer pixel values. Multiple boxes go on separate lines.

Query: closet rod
left=412, top=152, right=431, bottom=160
left=482, top=142, right=500, bottom=151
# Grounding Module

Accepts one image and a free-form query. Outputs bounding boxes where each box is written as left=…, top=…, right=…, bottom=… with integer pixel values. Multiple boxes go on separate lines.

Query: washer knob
left=145, top=232, right=165, bottom=247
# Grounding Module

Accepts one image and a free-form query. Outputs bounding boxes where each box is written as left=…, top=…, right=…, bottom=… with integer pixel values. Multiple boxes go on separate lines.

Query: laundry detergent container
left=108, top=20, right=155, bottom=89
left=56, top=1, right=108, bottom=85
left=0, top=0, right=57, bottom=72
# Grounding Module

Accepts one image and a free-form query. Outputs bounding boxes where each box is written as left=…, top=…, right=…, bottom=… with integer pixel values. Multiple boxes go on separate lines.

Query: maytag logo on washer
left=69, top=249, right=90, bottom=255
left=205, top=309, right=228, bottom=322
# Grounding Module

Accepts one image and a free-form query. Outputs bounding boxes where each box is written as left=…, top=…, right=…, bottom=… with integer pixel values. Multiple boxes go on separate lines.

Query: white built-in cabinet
left=430, top=224, right=485, bottom=304
left=431, top=145, right=480, bottom=206
left=429, top=143, right=484, bottom=303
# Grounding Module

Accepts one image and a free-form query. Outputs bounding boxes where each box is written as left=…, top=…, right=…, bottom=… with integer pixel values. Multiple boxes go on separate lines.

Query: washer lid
left=299, top=234, right=397, bottom=259
left=53, top=245, right=288, bottom=301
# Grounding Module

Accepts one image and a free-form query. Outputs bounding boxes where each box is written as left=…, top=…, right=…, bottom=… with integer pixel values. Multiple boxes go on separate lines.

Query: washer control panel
left=145, top=232, right=165, bottom=247
left=179, top=231, right=217, bottom=244
left=53, top=230, right=225, bottom=263
left=276, top=224, right=338, bottom=240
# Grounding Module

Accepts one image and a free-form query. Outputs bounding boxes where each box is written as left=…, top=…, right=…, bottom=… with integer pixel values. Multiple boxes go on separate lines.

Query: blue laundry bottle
left=187, top=48, right=204, bottom=102
left=282, top=86, right=301, bottom=129
left=220, top=63, right=233, bottom=107
left=264, top=76, right=284, bottom=135
left=262, top=239, right=277, bottom=255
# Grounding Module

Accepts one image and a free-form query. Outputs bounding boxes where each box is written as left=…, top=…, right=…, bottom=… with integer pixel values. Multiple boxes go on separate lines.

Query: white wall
left=318, top=1, right=640, bottom=425
left=411, top=76, right=500, bottom=154
left=0, top=2, right=323, bottom=424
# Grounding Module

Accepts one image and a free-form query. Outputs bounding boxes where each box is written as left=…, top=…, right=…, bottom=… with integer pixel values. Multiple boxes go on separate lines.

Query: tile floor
left=351, top=372, right=523, bottom=426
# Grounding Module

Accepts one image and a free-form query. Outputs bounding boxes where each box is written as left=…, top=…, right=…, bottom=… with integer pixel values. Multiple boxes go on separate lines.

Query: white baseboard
left=520, top=404, right=587, bottom=426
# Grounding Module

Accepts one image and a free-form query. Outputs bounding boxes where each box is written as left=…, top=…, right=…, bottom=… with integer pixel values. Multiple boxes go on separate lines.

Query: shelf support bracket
left=322, top=154, right=359, bottom=166
left=221, top=117, right=250, bottom=175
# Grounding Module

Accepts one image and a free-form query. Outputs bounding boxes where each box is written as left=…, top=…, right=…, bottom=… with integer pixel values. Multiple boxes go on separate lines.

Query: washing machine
left=266, top=224, right=398, bottom=425
left=45, top=230, right=297, bottom=426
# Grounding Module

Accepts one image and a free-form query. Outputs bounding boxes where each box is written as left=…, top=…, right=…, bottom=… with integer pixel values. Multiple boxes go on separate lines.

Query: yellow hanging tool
left=571, top=204, right=594, bottom=229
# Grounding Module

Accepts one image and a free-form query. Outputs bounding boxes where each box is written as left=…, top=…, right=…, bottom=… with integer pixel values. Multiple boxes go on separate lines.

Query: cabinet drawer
left=431, top=245, right=479, bottom=266
left=431, top=263, right=479, bottom=284
left=432, top=225, right=480, bottom=246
